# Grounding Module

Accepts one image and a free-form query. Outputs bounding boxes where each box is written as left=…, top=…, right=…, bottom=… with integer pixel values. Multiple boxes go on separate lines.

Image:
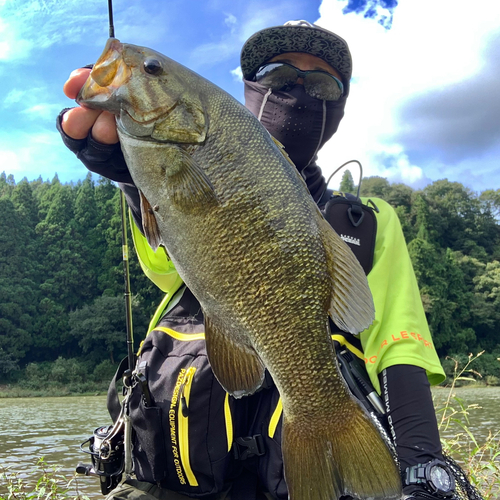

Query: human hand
left=61, top=67, right=119, bottom=144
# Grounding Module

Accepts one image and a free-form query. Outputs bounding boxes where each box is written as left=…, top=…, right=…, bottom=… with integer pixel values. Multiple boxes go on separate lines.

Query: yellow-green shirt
left=359, top=197, right=445, bottom=392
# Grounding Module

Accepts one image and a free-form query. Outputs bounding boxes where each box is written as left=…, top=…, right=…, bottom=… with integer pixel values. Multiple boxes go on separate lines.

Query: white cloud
left=21, top=103, right=62, bottom=120
left=316, top=0, right=500, bottom=191
left=230, top=65, right=243, bottom=82
left=0, top=149, right=20, bottom=172
left=0, top=0, right=105, bottom=61
left=0, top=129, right=88, bottom=183
left=3, top=88, right=25, bottom=105
left=2, top=86, right=61, bottom=122
left=224, top=13, right=237, bottom=30
left=0, top=16, right=32, bottom=60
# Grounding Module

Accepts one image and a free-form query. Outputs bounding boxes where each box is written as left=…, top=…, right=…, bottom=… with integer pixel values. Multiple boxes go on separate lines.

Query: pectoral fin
left=205, top=315, right=265, bottom=398
left=139, top=191, right=163, bottom=251
left=319, top=215, right=375, bottom=334
left=163, top=147, right=218, bottom=211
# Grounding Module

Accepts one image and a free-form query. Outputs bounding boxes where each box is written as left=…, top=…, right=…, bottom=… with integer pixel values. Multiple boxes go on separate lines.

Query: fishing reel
left=76, top=421, right=125, bottom=495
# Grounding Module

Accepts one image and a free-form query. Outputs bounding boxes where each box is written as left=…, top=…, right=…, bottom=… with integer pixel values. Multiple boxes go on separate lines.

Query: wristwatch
left=404, top=459, right=456, bottom=497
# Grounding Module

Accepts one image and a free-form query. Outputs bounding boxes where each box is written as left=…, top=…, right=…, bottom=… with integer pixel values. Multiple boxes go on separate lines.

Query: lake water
left=0, top=396, right=112, bottom=498
left=1, top=387, right=499, bottom=498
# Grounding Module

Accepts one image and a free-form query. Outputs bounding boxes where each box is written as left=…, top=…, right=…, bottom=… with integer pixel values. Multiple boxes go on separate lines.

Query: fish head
left=77, top=38, right=207, bottom=144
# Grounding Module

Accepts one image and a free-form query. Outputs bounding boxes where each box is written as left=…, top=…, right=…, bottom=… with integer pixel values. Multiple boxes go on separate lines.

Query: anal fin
left=204, top=315, right=265, bottom=398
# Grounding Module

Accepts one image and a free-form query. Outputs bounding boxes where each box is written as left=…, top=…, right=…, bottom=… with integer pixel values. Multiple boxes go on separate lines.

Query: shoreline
left=1, top=381, right=496, bottom=399
left=0, top=386, right=107, bottom=398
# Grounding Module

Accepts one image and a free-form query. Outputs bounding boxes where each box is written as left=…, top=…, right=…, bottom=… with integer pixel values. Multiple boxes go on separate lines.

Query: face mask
left=244, top=79, right=347, bottom=171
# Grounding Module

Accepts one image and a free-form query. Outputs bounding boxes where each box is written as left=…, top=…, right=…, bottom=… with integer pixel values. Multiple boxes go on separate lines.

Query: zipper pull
left=180, top=367, right=196, bottom=417
left=181, top=396, right=189, bottom=417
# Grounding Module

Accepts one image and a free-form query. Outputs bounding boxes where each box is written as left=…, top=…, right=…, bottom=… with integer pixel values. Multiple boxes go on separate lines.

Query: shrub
left=92, top=360, right=117, bottom=384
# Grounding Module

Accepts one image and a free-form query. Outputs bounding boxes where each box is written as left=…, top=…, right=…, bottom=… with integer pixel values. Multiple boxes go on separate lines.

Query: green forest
left=1, top=170, right=500, bottom=393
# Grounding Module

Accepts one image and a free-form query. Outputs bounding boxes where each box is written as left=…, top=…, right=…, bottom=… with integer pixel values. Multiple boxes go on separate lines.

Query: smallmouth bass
left=77, top=38, right=402, bottom=500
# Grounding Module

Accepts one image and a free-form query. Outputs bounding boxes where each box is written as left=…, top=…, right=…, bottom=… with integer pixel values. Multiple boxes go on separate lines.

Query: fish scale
left=77, top=37, right=403, bottom=500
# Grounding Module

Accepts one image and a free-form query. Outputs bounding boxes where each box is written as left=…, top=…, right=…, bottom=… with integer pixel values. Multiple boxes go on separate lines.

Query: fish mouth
left=77, top=38, right=132, bottom=107
left=77, top=38, right=173, bottom=128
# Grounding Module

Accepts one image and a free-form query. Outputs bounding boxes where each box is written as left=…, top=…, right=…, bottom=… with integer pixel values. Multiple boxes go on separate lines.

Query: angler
left=59, top=19, right=481, bottom=500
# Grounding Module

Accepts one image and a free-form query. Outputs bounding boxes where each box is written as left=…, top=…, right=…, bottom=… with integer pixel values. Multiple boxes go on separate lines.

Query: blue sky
left=1, top=0, right=499, bottom=193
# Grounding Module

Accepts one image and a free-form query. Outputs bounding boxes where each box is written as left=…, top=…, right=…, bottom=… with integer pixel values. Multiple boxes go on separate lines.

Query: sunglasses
left=253, top=62, right=344, bottom=101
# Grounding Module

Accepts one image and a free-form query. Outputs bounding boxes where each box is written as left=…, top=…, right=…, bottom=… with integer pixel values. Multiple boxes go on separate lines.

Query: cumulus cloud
left=231, top=65, right=243, bottom=82
left=316, top=0, right=500, bottom=191
left=395, top=33, right=500, bottom=164
left=0, top=129, right=88, bottom=183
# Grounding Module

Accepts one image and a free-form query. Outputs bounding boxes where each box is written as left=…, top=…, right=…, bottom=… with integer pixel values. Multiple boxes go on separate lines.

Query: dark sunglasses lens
left=254, top=63, right=298, bottom=90
left=304, top=73, right=343, bottom=101
left=254, top=63, right=344, bottom=101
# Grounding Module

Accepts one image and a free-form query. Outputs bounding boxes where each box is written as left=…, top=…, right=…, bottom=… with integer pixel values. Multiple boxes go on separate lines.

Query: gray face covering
left=244, top=79, right=347, bottom=171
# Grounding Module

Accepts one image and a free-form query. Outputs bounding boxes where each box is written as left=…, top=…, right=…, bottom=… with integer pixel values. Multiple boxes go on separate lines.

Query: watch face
left=430, top=464, right=452, bottom=492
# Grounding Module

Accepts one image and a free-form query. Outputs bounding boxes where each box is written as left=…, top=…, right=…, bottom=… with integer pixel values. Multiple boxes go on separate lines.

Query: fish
left=77, top=37, right=402, bottom=500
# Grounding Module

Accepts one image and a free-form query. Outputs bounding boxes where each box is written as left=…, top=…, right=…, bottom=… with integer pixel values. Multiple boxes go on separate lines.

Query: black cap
left=240, top=20, right=352, bottom=92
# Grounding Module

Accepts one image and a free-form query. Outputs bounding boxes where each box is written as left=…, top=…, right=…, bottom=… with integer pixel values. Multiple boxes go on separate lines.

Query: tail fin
left=282, top=402, right=402, bottom=500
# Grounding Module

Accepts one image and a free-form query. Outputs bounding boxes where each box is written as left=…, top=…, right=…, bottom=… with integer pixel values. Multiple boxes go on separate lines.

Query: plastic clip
left=348, top=204, right=364, bottom=227
left=233, top=435, right=265, bottom=460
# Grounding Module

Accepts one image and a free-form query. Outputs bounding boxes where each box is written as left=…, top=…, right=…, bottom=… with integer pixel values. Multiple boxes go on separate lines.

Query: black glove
left=56, top=108, right=133, bottom=184
left=56, top=108, right=144, bottom=232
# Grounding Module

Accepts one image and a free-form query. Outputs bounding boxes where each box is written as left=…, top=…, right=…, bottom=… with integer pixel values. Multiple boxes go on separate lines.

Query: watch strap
left=405, top=463, right=428, bottom=486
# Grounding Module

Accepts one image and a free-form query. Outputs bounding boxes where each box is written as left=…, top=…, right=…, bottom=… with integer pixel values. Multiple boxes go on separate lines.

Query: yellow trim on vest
left=147, top=294, right=175, bottom=334
left=268, top=398, right=283, bottom=439
left=224, top=393, right=233, bottom=453
left=179, top=367, right=198, bottom=486
left=153, top=326, right=206, bottom=342
left=331, top=334, right=364, bottom=360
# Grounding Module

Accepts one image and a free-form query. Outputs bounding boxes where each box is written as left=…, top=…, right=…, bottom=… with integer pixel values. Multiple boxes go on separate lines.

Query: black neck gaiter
left=244, top=79, right=347, bottom=201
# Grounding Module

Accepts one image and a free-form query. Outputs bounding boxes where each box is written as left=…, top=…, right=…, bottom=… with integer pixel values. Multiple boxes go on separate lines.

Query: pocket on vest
left=129, top=327, right=237, bottom=496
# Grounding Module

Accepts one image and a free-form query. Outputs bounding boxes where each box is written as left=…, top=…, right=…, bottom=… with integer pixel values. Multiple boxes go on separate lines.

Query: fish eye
left=144, top=58, right=162, bottom=75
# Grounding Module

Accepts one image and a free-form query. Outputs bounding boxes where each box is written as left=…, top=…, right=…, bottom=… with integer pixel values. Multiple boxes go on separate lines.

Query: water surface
left=1, top=387, right=499, bottom=498
left=0, top=396, right=111, bottom=498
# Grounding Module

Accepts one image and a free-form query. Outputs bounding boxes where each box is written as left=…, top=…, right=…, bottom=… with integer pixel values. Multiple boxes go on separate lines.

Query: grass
left=0, top=459, right=90, bottom=500
left=436, top=352, right=500, bottom=499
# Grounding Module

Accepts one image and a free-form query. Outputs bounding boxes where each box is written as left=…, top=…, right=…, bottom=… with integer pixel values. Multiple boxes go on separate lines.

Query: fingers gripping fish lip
left=77, top=38, right=190, bottom=137
left=77, top=38, right=132, bottom=107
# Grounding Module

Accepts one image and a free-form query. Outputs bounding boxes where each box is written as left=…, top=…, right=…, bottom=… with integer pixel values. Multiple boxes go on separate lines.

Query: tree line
left=1, top=171, right=499, bottom=387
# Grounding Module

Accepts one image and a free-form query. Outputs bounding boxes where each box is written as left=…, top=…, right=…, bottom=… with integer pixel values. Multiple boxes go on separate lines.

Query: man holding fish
left=58, top=20, right=460, bottom=500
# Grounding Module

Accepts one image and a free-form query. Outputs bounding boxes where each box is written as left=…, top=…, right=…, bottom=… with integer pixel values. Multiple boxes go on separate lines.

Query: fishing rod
left=119, top=191, right=135, bottom=375
left=108, top=0, right=115, bottom=38
left=75, top=0, right=134, bottom=487
left=105, top=0, right=134, bottom=370
left=108, top=0, right=135, bottom=478
left=104, top=0, right=135, bottom=371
